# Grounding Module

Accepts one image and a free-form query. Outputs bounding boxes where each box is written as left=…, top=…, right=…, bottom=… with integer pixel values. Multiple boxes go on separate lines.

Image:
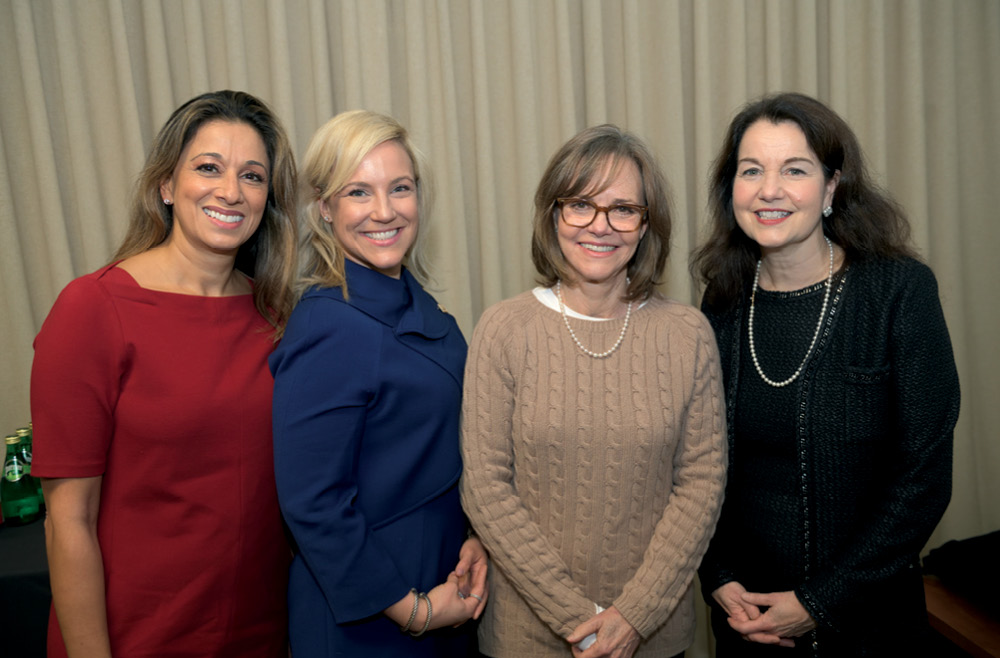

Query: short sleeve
left=31, top=275, right=126, bottom=477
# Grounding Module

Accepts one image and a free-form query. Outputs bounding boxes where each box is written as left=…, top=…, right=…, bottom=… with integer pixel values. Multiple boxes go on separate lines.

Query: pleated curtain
left=2, top=2, right=998, bottom=654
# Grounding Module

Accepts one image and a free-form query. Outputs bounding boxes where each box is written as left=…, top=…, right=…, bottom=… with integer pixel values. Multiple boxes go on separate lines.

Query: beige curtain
left=2, top=1, right=997, bottom=654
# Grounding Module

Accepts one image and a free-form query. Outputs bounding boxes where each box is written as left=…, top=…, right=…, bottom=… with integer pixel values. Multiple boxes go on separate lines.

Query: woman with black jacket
left=692, top=92, right=960, bottom=656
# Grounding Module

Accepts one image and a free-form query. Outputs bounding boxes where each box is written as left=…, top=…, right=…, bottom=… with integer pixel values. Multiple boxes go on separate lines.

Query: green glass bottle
left=15, top=427, right=31, bottom=459
left=14, top=426, right=42, bottom=502
left=2, top=435, right=41, bottom=525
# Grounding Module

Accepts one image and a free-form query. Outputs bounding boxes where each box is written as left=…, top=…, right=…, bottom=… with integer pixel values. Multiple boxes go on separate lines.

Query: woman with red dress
left=30, top=90, right=298, bottom=658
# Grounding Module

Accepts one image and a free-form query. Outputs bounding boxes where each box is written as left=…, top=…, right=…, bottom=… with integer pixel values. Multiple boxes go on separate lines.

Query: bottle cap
left=5, top=435, right=21, bottom=445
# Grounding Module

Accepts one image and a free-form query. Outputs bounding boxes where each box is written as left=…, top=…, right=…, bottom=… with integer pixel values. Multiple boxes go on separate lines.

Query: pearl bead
left=748, top=236, right=834, bottom=387
left=556, top=281, right=632, bottom=359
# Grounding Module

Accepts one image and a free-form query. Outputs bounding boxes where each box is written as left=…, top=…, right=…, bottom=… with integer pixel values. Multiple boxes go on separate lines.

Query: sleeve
left=459, top=303, right=595, bottom=639
left=796, top=264, right=960, bottom=631
left=30, top=276, right=125, bottom=477
left=611, top=309, right=728, bottom=637
left=697, top=498, right=739, bottom=601
left=696, top=297, right=741, bottom=600
left=269, top=297, right=408, bottom=623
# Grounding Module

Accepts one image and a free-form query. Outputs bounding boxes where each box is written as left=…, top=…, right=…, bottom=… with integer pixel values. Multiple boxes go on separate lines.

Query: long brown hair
left=114, top=90, right=298, bottom=336
left=691, top=92, right=915, bottom=310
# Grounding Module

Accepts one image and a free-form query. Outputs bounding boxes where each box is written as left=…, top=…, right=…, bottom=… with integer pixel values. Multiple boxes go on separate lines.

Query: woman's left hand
left=726, top=590, right=815, bottom=647
left=567, top=606, right=640, bottom=658
left=453, top=536, right=489, bottom=619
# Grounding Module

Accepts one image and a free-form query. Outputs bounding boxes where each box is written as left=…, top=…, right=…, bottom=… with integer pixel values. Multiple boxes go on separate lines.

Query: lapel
left=339, top=261, right=466, bottom=389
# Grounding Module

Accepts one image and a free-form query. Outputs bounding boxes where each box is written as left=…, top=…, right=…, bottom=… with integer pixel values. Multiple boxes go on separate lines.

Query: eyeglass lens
left=560, top=198, right=645, bottom=231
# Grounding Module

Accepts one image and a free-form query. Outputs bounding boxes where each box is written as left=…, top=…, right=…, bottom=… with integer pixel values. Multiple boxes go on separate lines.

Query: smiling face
left=732, top=120, right=838, bottom=258
left=556, top=158, right=647, bottom=288
left=159, top=120, right=270, bottom=259
left=320, top=140, right=418, bottom=279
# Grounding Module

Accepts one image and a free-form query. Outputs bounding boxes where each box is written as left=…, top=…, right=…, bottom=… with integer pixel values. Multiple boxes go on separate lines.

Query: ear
left=824, top=170, right=841, bottom=208
left=159, top=179, right=173, bottom=205
left=318, top=197, right=331, bottom=220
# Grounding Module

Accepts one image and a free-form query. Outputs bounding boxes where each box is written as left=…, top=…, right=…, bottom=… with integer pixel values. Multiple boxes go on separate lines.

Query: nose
left=758, top=170, right=785, bottom=200
left=370, top=192, right=396, bottom=222
left=218, top=171, right=243, bottom=204
left=588, top=208, right=615, bottom=236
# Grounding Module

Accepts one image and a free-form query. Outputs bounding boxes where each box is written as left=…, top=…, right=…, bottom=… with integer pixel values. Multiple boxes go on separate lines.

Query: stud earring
left=822, top=206, right=833, bottom=218
left=164, top=199, right=172, bottom=206
left=322, top=215, right=332, bottom=223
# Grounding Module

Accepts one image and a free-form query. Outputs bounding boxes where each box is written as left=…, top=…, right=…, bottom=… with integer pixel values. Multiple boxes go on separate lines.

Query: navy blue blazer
left=270, top=261, right=472, bottom=657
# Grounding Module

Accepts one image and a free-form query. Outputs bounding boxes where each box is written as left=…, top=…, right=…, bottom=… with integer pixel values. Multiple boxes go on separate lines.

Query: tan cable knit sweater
left=460, top=291, right=727, bottom=657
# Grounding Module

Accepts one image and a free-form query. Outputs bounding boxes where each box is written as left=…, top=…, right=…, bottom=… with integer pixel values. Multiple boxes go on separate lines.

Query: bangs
left=563, top=154, right=631, bottom=199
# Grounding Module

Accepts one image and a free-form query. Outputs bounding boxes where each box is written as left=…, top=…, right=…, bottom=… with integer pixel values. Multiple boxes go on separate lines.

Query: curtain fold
left=2, top=2, right=997, bottom=653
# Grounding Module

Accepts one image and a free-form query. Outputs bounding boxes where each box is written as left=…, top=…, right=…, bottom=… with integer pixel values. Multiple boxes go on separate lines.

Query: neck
left=758, top=237, right=839, bottom=291
left=145, top=242, right=244, bottom=296
left=558, top=275, right=629, bottom=318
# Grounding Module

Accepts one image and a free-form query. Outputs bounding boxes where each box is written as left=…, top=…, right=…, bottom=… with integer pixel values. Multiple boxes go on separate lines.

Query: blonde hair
left=298, top=110, right=432, bottom=298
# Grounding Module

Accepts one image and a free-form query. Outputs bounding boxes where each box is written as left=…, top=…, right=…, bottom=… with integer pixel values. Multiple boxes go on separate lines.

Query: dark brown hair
left=531, top=124, right=672, bottom=302
left=691, top=92, right=915, bottom=309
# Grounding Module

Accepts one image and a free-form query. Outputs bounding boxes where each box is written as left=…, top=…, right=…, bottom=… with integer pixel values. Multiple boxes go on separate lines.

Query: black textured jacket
left=698, top=257, right=960, bottom=655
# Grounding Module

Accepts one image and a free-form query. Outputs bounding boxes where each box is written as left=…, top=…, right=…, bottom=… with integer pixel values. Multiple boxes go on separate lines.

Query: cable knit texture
left=698, top=257, right=960, bottom=656
left=460, top=291, right=727, bottom=658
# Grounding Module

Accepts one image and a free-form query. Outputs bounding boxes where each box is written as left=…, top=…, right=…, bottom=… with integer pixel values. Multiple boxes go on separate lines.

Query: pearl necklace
left=748, top=236, right=833, bottom=387
left=555, top=281, right=632, bottom=359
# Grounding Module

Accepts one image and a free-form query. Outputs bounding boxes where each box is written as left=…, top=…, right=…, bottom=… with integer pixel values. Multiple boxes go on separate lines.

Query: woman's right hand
left=712, top=581, right=760, bottom=624
left=712, top=581, right=798, bottom=648
left=453, top=536, right=489, bottom=619
left=425, top=573, right=480, bottom=628
left=385, top=573, right=479, bottom=631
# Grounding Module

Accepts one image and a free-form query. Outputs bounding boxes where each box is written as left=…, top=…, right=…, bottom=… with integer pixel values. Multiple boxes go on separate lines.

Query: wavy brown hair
left=691, top=92, right=916, bottom=310
left=531, top=124, right=672, bottom=302
left=113, top=90, right=298, bottom=336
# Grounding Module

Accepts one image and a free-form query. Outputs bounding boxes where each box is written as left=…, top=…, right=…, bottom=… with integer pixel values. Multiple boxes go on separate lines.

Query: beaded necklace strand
left=555, top=281, right=632, bottom=359
left=748, top=235, right=833, bottom=387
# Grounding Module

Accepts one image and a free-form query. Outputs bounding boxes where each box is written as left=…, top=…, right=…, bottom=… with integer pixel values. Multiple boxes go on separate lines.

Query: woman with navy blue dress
left=270, top=110, right=487, bottom=657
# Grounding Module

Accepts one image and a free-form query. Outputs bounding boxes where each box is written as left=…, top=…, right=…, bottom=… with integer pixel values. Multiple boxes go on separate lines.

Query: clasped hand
left=385, top=536, right=489, bottom=630
left=431, top=536, right=491, bottom=628
left=452, top=536, right=490, bottom=621
left=712, top=581, right=815, bottom=647
left=566, top=606, right=640, bottom=658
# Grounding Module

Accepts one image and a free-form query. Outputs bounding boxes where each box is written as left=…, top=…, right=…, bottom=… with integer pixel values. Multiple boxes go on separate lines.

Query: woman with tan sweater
left=460, top=125, right=727, bottom=658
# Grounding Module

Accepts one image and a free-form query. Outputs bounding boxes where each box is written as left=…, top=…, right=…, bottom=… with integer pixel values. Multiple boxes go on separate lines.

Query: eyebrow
left=343, top=175, right=416, bottom=188
left=738, top=156, right=816, bottom=167
left=191, top=152, right=269, bottom=170
left=573, top=190, right=642, bottom=205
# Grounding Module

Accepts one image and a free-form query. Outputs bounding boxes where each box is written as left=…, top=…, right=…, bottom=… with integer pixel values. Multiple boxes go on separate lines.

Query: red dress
left=31, top=264, right=289, bottom=658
